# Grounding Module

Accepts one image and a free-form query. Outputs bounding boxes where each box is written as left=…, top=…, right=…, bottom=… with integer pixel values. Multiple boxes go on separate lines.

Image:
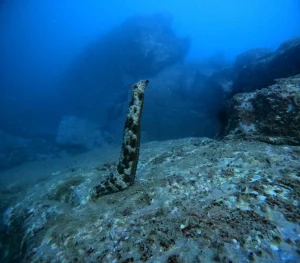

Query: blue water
left=0, top=0, right=299, bottom=144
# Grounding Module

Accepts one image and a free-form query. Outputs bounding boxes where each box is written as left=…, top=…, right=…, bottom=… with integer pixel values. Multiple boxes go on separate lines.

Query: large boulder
left=60, top=13, right=190, bottom=122
left=226, top=74, right=300, bottom=145
left=232, top=38, right=300, bottom=94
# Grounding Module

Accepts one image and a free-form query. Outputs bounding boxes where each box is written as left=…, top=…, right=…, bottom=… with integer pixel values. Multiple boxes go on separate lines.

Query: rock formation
left=60, top=13, right=189, bottom=123
left=226, top=74, right=300, bottom=145
left=232, top=38, right=300, bottom=94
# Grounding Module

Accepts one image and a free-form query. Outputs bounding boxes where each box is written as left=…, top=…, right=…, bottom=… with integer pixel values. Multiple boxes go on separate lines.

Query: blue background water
left=0, top=0, right=299, bottom=147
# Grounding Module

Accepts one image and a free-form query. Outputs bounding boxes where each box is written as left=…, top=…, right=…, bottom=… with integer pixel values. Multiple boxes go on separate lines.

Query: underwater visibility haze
left=0, top=0, right=300, bottom=262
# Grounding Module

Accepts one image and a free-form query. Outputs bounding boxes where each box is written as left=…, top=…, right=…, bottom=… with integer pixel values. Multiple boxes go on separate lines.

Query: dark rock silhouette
left=233, top=48, right=272, bottom=71
left=207, top=38, right=300, bottom=137
left=60, top=13, right=190, bottom=121
left=232, top=38, right=300, bottom=94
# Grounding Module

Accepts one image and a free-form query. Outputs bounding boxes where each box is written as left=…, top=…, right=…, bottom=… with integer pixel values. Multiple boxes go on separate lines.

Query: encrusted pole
left=90, top=80, right=149, bottom=198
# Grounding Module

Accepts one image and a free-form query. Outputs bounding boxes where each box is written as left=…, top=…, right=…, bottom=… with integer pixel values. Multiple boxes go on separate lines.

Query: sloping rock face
left=226, top=74, right=300, bottom=145
left=232, top=38, right=300, bottom=94
left=233, top=48, right=272, bottom=71
left=1, top=138, right=300, bottom=262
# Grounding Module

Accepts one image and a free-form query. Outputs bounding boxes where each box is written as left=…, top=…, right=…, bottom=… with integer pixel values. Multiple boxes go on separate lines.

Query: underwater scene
left=0, top=0, right=300, bottom=262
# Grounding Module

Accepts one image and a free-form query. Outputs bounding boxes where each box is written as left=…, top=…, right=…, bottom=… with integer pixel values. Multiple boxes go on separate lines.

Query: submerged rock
left=61, top=13, right=189, bottom=122
left=1, top=137, right=299, bottom=262
left=207, top=38, right=300, bottom=102
left=232, top=38, right=300, bottom=94
left=233, top=47, right=272, bottom=71
left=226, top=74, right=300, bottom=145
